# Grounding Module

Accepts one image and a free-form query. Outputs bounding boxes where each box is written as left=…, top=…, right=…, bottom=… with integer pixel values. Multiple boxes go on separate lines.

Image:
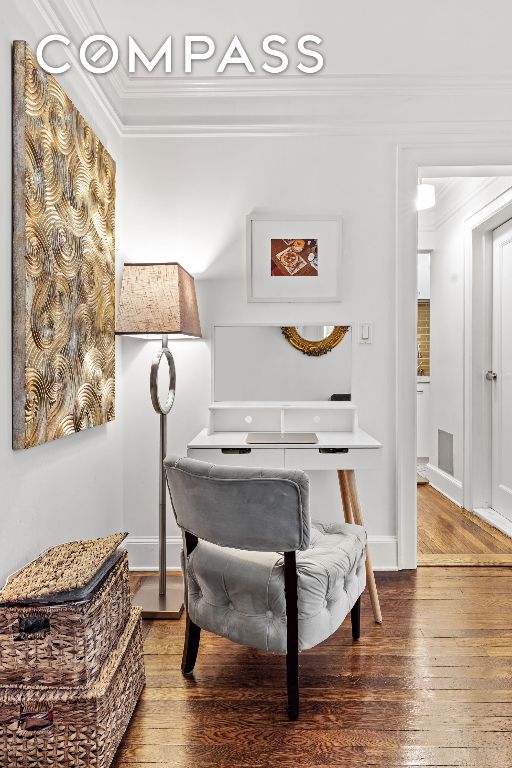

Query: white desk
left=187, top=425, right=383, bottom=623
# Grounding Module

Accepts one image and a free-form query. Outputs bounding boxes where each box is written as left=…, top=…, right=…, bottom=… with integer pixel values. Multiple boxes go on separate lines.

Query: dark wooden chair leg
left=182, top=614, right=201, bottom=674
left=286, top=645, right=299, bottom=720
left=181, top=530, right=200, bottom=674
left=284, top=551, right=299, bottom=720
left=351, top=596, right=361, bottom=641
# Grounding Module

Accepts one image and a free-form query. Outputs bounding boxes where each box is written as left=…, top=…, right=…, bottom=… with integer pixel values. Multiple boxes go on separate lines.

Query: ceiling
left=49, top=0, right=512, bottom=80
left=418, top=176, right=512, bottom=232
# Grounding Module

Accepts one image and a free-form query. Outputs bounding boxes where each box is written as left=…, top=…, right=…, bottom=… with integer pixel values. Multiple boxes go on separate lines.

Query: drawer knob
left=221, top=448, right=252, bottom=455
left=318, top=448, right=349, bottom=454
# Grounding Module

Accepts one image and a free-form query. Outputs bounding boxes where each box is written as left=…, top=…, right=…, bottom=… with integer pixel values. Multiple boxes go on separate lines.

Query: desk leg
left=337, top=469, right=382, bottom=625
left=338, top=470, right=354, bottom=524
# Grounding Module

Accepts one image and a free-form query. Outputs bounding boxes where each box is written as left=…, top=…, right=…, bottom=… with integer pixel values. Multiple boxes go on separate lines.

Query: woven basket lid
left=0, top=533, right=127, bottom=603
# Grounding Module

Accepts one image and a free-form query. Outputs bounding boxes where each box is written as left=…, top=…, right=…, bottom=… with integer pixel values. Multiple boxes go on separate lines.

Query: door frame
left=396, top=143, right=512, bottom=569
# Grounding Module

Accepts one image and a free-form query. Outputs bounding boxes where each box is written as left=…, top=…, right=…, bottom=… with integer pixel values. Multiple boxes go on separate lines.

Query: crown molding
left=32, top=0, right=123, bottom=136
left=119, top=73, right=512, bottom=99
left=32, top=0, right=512, bottom=136
left=120, top=119, right=512, bottom=139
left=58, top=0, right=131, bottom=97
left=46, top=0, right=512, bottom=99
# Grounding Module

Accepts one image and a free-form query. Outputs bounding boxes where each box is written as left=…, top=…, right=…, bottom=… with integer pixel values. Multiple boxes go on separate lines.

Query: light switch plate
left=359, top=321, right=373, bottom=344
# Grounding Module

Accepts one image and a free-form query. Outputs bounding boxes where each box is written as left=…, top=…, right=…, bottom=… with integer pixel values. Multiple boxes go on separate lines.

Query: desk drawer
left=187, top=447, right=285, bottom=469
left=284, top=448, right=380, bottom=470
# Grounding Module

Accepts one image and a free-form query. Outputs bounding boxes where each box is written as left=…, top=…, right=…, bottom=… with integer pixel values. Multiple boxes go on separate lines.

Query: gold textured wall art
left=12, top=41, right=116, bottom=449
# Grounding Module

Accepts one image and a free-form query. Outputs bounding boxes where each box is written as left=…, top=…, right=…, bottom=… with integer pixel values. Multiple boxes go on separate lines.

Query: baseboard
left=125, top=534, right=399, bottom=571
left=124, top=536, right=183, bottom=572
left=419, top=552, right=512, bottom=566
left=368, top=536, right=398, bottom=570
left=425, top=463, right=463, bottom=506
left=473, top=507, right=512, bottom=540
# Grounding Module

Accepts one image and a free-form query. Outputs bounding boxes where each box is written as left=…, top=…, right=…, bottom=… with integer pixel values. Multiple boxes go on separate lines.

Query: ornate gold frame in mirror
left=281, top=326, right=350, bottom=356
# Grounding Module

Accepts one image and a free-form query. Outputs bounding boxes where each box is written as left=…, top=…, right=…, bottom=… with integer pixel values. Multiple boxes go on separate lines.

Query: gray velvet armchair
left=164, top=455, right=367, bottom=719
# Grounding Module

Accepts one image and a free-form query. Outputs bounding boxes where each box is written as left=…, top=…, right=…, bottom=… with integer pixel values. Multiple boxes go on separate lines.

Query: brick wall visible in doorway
left=417, top=300, right=430, bottom=376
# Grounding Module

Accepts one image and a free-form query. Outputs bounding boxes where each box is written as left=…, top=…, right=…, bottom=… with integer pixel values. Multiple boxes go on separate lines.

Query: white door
left=491, top=221, right=512, bottom=520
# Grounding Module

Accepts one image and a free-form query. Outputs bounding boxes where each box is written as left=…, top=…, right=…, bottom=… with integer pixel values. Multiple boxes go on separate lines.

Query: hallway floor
left=418, top=484, right=512, bottom=565
left=121, top=567, right=512, bottom=768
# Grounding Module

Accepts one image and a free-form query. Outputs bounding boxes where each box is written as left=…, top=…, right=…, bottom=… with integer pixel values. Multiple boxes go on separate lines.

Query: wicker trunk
left=0, top=550, right=131, bottom=689
left=0, top=607, right=145, bottom=768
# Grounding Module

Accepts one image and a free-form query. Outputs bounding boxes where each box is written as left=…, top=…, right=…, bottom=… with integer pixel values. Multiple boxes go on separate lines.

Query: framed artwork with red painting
left=246, top=215, right=341, bottom=302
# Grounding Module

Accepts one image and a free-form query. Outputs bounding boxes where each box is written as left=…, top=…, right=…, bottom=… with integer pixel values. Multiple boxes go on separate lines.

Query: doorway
left=415, top=170, right=512, bottom=565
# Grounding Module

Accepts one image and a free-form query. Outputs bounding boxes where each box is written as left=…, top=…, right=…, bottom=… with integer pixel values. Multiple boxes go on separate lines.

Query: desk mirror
left=213, top=324, right=352, bottom=402
left=281, top=325, right=349, bottom=356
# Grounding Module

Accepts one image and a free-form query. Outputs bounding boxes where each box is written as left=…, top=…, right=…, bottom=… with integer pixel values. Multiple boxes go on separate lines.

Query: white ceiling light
left=416, top=182, right=436, bottom=211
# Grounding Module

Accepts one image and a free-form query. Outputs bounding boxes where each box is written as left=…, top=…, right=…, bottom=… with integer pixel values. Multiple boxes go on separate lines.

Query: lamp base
left=132, top=574, right=184, bottom=619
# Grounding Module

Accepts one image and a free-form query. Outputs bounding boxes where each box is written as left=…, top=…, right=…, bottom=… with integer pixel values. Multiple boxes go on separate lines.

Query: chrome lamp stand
left=132, top=333, right=184, bottom=619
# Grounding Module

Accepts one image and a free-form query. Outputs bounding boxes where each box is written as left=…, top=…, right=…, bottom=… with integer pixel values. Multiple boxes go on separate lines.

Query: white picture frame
left=246, top=213, right=342, bottom=303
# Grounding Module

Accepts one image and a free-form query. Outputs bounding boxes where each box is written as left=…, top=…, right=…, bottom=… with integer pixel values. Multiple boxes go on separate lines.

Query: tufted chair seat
left=187, top=521, right=366, bottom=653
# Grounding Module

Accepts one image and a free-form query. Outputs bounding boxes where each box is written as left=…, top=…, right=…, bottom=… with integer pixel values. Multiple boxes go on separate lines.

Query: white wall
left=120, top=134, right=397, bottom=568
left=0, top=4, right=125, bottom=583
left=419, top=178, right=512, bottom=501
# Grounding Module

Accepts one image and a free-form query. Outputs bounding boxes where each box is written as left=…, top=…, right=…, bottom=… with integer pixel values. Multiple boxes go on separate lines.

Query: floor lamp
left=116, top=262, right=202, bottom=618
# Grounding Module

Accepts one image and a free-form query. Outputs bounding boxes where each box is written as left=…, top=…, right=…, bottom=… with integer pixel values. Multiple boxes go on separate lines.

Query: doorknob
left=486, top=370, right=497, bottom=381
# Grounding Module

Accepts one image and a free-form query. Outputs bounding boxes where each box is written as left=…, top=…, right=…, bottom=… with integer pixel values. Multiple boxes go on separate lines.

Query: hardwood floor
left=418, top=484, right=512, bottom=565
left=117, top=568, right=512, bottom=767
